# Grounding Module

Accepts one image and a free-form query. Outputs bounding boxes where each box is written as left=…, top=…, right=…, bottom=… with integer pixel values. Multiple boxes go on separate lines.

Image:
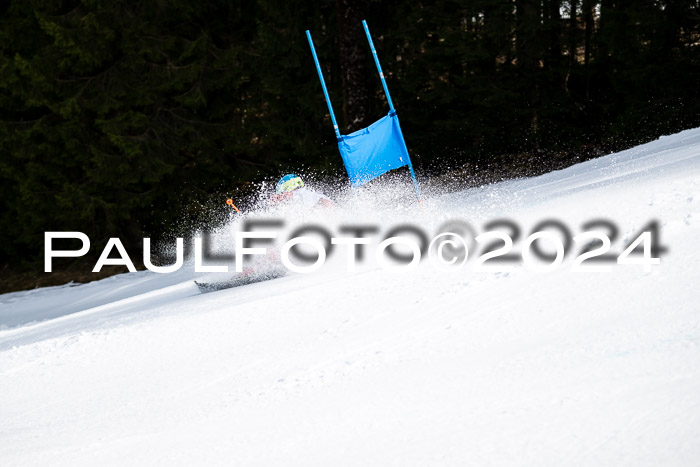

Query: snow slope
left=1, top=128, right=700, bottom=466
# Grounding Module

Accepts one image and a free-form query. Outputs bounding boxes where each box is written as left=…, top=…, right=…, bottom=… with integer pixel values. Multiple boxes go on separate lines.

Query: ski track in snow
left=1, top=128, right=700, bottom=466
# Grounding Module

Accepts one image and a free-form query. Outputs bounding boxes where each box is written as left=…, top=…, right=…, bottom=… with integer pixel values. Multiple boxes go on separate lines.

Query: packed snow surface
left=2, top=128, right=700, bottom=466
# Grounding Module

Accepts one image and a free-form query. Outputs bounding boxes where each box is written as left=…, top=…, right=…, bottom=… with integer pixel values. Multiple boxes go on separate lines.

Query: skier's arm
left=318, top=198, right=336, bottom=208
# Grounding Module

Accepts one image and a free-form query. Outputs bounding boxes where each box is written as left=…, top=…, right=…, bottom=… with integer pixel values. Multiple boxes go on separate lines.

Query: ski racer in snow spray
left=196, top=174, right=334, bottom=292
left=269, top=174, right=335, bottom=209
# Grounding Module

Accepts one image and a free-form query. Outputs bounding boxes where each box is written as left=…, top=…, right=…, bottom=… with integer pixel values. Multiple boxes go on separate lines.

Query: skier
left=197, top=174, right=332, bottom=292
left=271, top=174, right=335, bottom=208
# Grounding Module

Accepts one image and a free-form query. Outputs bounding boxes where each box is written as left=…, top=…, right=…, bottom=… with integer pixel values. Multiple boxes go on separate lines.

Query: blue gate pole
left=393, top=115, right=422, bottom=201
left=361, top=20, right=421, bottom=201
left=306, top=30, right=341, bottom=141
left=362, top=20, right=394, bottom=111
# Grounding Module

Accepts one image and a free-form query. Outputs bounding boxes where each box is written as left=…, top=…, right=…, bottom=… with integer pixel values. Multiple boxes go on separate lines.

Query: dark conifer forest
left=1, top=0, right=699, bottom=290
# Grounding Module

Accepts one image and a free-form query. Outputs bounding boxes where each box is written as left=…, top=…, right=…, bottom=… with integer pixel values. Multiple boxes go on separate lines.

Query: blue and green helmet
left=276, top=174, right=305, bottom=194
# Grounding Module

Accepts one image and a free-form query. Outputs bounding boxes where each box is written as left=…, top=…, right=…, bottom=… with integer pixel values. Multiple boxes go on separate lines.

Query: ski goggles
left=276, top=176, right=304, bottom=193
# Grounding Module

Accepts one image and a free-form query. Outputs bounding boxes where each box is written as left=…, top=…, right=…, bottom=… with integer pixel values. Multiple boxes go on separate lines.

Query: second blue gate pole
left=306, top=30, right=342, bottom=141
left=361, top=20, right=421, bottom=201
